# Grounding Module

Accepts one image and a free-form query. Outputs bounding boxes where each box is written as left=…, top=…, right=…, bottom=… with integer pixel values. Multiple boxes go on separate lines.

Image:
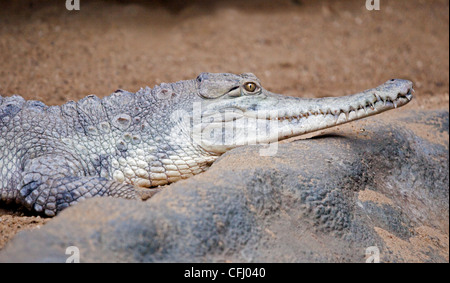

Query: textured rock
left=0, top=110, right=448, bottom=262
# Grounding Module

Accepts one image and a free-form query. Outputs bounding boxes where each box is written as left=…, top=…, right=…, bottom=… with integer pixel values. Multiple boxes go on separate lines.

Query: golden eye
left=244, top=82, right=257, bottom=92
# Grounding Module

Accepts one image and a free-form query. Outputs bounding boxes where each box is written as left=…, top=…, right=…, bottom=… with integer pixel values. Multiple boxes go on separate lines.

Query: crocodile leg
left=16, top=155, right=139, bottom=216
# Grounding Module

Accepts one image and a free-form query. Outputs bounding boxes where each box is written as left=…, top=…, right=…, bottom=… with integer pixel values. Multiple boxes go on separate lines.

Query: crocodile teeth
left=334, top=114, right=340, bottom=124
left=374, top=93, right=382, bottom=102
left=406, top=94, right=412, bottom=101
left=393, top=100, right=398, bottom=108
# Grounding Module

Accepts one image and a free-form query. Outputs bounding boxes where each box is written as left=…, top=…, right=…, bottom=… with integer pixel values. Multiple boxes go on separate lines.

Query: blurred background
left=0, top=0, right=448, bottom=108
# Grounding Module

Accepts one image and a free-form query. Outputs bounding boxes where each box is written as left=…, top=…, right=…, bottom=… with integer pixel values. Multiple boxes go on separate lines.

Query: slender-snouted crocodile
left=0, top=73, right=413, bottom=216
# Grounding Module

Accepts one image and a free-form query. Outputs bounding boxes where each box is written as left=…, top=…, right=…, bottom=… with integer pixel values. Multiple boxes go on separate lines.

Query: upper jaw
left=242, top=79, right=414, bottom=122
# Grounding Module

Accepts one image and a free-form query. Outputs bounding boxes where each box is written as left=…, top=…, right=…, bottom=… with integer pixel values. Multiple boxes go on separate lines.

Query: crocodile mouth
left=273, top=87, right=414, bottom=123
left=202, top=87, right=414, bottom=125
left=198, top=81, right=413, bottom=136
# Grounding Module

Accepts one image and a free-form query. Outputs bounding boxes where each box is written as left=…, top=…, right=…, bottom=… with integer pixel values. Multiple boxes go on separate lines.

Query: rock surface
left=0, top=110, right=448, bottom=262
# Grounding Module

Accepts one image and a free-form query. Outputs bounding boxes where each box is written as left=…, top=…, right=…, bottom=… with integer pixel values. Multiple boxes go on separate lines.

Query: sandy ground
left=0, top=0, right=449, bottom=253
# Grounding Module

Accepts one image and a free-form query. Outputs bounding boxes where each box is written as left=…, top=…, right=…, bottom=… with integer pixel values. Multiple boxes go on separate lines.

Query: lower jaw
left=202, top=97, right=409, bottom=150
left=273, top=97, right=410, bottom=140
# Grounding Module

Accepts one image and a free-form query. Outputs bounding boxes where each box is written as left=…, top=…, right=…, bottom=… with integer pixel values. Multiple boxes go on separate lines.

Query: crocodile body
left=0, top=73, right=413, bottom=216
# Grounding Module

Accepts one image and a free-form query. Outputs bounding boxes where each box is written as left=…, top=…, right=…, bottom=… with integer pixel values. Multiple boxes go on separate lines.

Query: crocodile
left=0, top=73, right=413, bottom=216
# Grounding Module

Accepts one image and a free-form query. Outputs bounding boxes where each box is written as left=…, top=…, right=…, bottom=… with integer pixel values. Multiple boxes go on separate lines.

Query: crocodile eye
left=244, top=82, right=257, bottom=92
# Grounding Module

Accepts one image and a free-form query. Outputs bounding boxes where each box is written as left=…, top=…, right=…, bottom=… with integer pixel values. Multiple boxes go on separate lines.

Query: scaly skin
left=0, top=73, right=413, bottom=216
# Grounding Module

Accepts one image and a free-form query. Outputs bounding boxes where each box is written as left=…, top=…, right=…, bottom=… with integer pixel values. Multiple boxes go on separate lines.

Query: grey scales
left=0, top=73, right=413, bottom=216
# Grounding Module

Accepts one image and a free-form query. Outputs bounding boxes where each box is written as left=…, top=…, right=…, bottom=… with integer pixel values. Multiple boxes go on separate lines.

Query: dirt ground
left=0, top=0, right=449, bottom=253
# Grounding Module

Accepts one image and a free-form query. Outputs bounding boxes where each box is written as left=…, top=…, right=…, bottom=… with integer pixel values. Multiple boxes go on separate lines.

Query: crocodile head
left=173, top=72, right=413, bottom=154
